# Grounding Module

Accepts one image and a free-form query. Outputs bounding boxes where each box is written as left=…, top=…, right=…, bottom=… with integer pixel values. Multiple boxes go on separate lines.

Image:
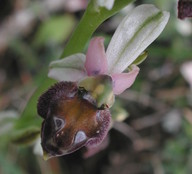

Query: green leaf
left=34, top=15, right=76, bottom=46
left=14, top=78, right=56, bottom=131
left=0, top=110, right=19, bottom=146
left=11, top=127, right=40, bottom=145
left=0, top=154, right=26, bottom=174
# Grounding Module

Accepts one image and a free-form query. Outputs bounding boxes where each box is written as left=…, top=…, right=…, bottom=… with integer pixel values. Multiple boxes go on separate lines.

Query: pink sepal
left=85, top=37, right=108, bottom=76
left=112, top=65, right=140, bottom=95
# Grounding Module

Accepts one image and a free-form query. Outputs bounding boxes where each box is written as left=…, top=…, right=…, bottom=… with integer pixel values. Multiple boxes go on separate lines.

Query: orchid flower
left=48, top=4, right=169, bottom=95
left=37, top=4, right=169, bottom=159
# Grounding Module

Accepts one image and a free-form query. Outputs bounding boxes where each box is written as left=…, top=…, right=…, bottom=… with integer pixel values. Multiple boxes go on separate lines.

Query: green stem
left=61, top=0, right=134, bottom=58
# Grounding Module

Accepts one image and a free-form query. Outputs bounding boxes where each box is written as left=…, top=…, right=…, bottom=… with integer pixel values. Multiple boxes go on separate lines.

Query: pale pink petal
left=85, top=37, right=108, bottom=76
left=112, top=65, right=140, bottom=95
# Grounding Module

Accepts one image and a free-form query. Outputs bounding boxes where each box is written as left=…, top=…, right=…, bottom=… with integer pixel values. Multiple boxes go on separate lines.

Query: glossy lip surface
left=38, top=82, right=111, bottom=158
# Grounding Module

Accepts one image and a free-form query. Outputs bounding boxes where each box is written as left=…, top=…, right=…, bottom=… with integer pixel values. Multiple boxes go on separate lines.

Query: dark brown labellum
left=37, top=81, right=111, bottom=159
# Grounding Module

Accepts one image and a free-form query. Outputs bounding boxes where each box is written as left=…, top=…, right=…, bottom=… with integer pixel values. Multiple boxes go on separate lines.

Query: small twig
left=118, top=89, right=168, bottom=111
left=113, top=121, right=159, bottom=151
left=151, top=154, right=165, bottom=174
left=131, top=109, right=169, bottom=130
left=113, top=121, right=140, bottom=142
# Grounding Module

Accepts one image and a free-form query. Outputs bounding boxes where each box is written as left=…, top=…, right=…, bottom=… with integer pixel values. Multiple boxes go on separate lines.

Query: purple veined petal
left=112, top=65, right=140, bottom=95
left=48, top=53, right=87, bottom=82
left=85, top=37, right=108, bottom=76
left=106, top=4, right=170, bottom=74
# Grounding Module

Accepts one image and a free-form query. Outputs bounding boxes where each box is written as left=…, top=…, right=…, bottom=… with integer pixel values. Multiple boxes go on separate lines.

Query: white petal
left=48, top=53, right=87, bottom=81
left=97, top=0, right=115, bottom=10
left=106, top=4, right=170, bottom=74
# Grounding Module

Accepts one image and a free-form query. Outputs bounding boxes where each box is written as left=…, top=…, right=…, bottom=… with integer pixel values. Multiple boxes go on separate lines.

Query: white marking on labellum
left=74, top=131, right=87, bottom=144
left=53, top=116, right=65, bottom=131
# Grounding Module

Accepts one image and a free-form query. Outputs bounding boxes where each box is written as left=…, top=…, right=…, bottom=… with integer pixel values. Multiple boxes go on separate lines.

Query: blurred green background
left=0, top=0, right=192, bottom=174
